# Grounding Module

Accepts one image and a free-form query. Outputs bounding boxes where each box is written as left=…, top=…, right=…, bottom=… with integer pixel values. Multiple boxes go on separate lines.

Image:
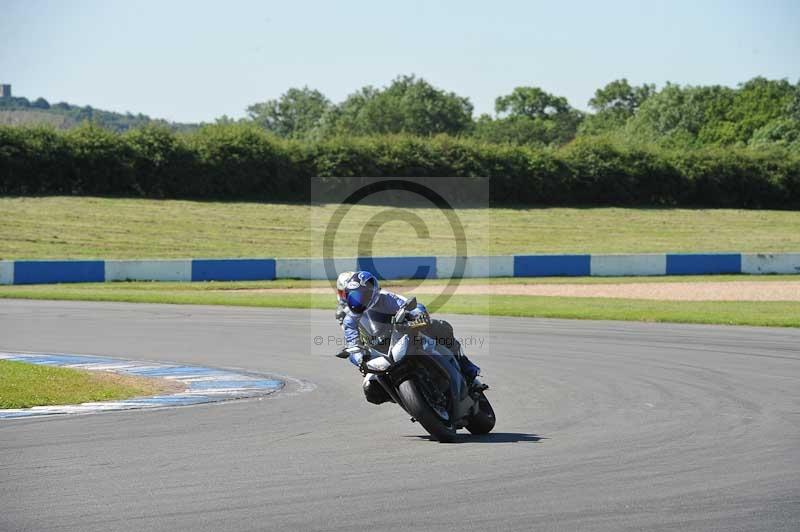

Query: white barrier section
left=436, top=256, right=514, bottom=279
left=275, top=258, right=359, bottom=280
left=0, top=261, right=13, bottom=285
left=741, top=253, right=800, bottom=274
left=590, top=254, right=667, bottom=276
left=105, top=260, right=192, bottom=282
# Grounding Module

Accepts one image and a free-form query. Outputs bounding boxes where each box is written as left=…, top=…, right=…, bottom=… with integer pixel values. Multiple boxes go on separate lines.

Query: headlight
left=390, top=335, right=410, bottom=363
left=365, top=356, right=391, bottom=372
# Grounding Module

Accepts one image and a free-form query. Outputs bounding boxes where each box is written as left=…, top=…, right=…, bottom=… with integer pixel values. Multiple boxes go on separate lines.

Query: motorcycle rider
left=337, top=270, right=480, bottom=405
left=335, top=270, right=355, bottom=327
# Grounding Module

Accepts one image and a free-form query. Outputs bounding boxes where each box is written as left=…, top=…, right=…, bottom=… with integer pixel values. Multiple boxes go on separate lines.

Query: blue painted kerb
left=0, top=352, right=284, bottom=419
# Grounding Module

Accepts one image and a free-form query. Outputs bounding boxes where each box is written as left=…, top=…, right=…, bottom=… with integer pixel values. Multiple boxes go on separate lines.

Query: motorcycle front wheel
left=465, top=391, right=496, bottom=435
left=398, top=378, right=456, bottom=443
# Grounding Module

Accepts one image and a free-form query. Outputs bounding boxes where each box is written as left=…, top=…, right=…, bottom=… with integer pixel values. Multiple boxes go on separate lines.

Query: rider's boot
left=458, top=345, right=488, bottom=394
left=454, top=340, right=480, bottom=384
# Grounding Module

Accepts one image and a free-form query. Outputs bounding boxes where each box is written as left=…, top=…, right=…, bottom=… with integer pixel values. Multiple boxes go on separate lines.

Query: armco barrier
left=1, top=253, right=799, bottom=285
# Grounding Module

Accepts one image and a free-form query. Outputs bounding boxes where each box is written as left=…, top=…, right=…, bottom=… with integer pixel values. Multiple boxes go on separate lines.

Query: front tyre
left=466, top=392, right=496, bottom=435
left=398, top=378, right=456, bottom=443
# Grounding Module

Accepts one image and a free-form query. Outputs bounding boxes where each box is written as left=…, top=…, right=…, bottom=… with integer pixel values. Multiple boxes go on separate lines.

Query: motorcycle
left=336, top=297, right=495, bottom=442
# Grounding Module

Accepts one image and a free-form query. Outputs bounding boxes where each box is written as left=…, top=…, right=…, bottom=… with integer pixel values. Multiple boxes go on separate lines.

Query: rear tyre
left=466, top=392, right=496, bottom=435
left=398, top=378, right=456, bottom=443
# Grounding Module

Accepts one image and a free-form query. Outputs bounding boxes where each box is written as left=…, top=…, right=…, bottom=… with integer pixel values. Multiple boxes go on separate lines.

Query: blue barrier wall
left=356, top=256, right=436, bottom=280
left=13, top=260, right=105, bottom=285
left=2, top=253, right=800, bottom=284
left=666, top=254, right=741, bottom=275
left=191, top=259, right=276, bottom=282
left=514, top=255, right=591, bottom=277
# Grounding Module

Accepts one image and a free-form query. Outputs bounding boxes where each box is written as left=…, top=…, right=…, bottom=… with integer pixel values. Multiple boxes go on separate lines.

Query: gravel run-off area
left=226, top=280, right=800, bottom=301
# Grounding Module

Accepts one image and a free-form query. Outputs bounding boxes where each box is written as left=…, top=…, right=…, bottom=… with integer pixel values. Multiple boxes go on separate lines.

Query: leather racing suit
left=340, top=290, right=479, bottom=404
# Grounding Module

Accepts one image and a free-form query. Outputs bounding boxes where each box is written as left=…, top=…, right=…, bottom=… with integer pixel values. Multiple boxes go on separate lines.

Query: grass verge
left=0, top=278, right=798, bottom=328
left=2, top=197, right=800, bottom=258
left=0, top=360, right=182, bottom=409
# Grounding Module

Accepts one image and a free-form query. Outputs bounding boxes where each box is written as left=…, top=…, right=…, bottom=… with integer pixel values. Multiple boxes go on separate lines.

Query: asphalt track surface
left=1, top=300, right=798, bottom=532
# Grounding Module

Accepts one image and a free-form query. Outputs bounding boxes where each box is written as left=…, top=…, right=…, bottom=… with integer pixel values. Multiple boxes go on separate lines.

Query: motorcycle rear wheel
left=398, top=378, right=457, bottom=443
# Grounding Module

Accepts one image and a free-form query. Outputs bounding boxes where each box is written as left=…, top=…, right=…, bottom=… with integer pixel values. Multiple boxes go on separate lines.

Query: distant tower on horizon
left=0, top=84, right=10, bottom=98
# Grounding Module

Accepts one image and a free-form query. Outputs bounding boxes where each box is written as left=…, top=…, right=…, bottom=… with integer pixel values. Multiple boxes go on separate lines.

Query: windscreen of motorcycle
left=357, top=311, right=392, bottom=339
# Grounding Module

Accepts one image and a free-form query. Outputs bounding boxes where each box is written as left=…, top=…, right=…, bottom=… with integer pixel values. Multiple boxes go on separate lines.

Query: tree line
left=241, top=75, right=800, bottom=151
left=4, top=74, right=798, bottom=150
left=1, top=74, right=798, bottom=207
left=0, top=95, right=196, bottom=133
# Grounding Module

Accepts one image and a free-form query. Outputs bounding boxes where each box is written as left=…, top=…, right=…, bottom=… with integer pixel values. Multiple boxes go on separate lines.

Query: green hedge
left=1, top=124, right=798, bottom=207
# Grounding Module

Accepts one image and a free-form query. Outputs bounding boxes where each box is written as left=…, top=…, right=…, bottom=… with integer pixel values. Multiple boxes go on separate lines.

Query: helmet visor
left=346, top=284, right=374, bottom=314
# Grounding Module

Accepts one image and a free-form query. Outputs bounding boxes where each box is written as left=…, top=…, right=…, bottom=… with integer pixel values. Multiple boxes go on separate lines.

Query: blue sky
left=1, top=0, right=798, bottom=123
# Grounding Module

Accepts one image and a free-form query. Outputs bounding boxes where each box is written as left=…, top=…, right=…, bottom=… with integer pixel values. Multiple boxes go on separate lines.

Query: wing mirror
left=393, top=297, right=418, bottom=324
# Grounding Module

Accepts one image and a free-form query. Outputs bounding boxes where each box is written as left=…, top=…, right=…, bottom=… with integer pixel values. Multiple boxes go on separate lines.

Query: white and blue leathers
left=342, top=290, right=426, bottom=367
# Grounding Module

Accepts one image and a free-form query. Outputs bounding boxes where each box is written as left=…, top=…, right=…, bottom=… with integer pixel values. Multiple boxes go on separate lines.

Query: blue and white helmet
left=336, top=270, right=355, bottom=302
left=343, top=271, right=380, bottom=314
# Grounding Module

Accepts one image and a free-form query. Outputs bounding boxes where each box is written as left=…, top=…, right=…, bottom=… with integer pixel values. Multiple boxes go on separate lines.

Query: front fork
left=376, top=373, right=405, bottom=409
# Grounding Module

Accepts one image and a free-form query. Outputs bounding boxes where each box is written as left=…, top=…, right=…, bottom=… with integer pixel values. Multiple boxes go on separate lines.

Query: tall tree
left=494, top=87, right=571, bottom=119
left=473, top=86, right=581, bottom=146
left=321, top=75, right=473, bottom=136
left=588, top=79, right=654, bottom=115
left=247, top=87, right=331, bottom=138
left=580, top=79, right=654, bottom=135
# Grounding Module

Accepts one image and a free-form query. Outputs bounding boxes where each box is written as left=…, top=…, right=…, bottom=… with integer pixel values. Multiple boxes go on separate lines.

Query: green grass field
left=1, top=278, right=798, bottom=328
left=2, top=197, right=799, bottom=327
left=0, top=360, right=178, bottom=409
left=2, top=196, right=800, bottom=259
